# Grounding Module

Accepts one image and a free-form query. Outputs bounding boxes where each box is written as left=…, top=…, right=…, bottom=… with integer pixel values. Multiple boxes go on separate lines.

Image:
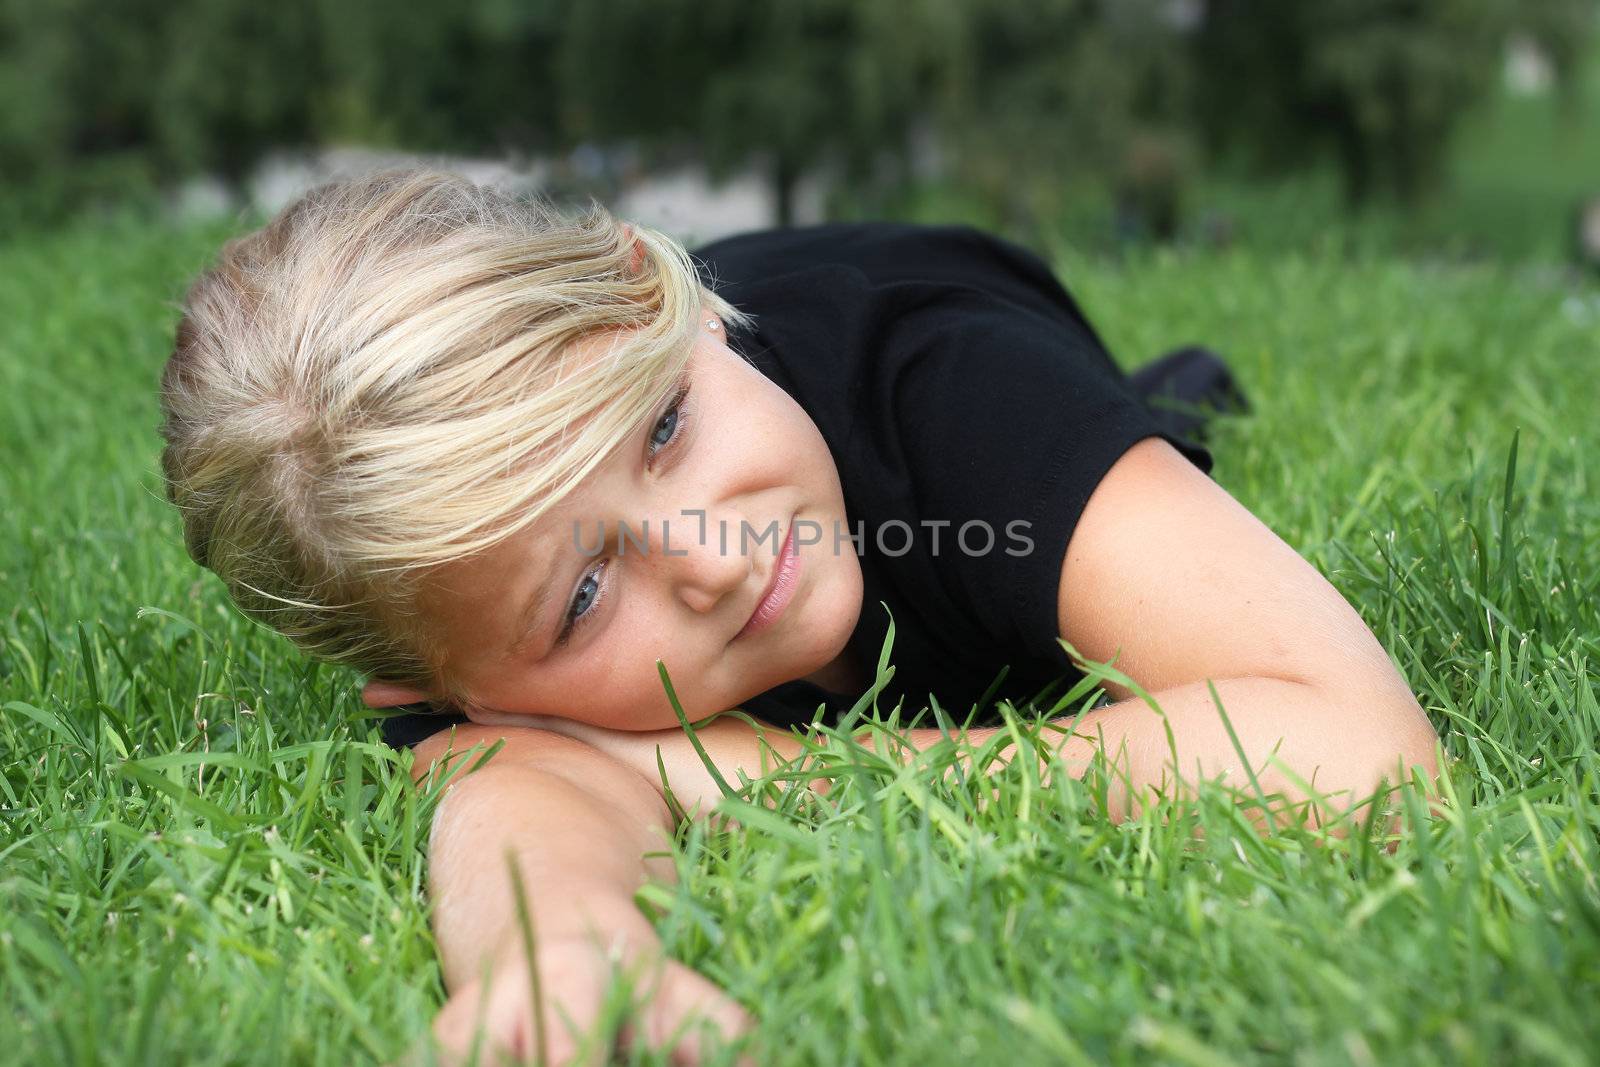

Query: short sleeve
left=892, top=288, right=1214, bottom=671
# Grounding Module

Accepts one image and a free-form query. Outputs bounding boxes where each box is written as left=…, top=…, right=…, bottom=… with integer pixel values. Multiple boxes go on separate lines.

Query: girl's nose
left=654, top=509, right=755, bottom=615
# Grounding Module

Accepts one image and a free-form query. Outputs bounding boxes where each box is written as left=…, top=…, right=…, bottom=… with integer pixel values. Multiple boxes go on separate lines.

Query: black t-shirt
left=376, top=221, right=1212, bottom=748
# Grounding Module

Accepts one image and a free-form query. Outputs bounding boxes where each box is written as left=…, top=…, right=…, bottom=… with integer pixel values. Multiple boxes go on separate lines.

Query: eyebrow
left=504, top=365, right=690, bottom=659
left=507, top=561, right=562, bottom=660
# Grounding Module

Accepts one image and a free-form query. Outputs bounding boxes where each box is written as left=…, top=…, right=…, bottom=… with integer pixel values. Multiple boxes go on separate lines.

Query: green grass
left=2, top=208, right=1598, bottom=1066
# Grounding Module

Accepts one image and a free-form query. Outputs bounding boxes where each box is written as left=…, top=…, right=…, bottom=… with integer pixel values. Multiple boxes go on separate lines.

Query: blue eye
left=556, top=562, right=605, bottom=646
left=554, top=376, right=692, bottom=649
left=650, top=408, right=678, bottom=451
left=648, top=382, right=692, bottom=460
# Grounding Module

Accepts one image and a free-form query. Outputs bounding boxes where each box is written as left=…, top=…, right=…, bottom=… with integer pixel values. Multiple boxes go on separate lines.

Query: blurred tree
left=455, top=0, right=568, bottom=161
left=2, top=0, right=1568, bottom=243
left=1508, top=0, right=1598, bottom=118
left=1193, top=0, right=1517, bottom=206
left=0, top=0, right=78, bottom=184
left=556, top=0, right=963, bottom=225
left=306, top=0, right=565, bottom=160
left=0, top=0, right=189, bottom=181
left=152, top=0, right=322, bottom=184
left=933, top=0, right=1195, bottom=241
left=0, top=0, right=566, bottom=226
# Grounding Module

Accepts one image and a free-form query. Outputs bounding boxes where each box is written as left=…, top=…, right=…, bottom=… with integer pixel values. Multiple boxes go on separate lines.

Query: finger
left=628, top=962, right=757, bottom=1066
left=427, top=997, right=484, bottom=1067
left=497, top=962, right=614, bottom=1067
left=391, top=1028, right=451, bottom=1067
left=442, top=996, right=596, bottom=1067
left=432, top=982, right=561, bottom=1067
left=534, top=997, right=613, bottom=1067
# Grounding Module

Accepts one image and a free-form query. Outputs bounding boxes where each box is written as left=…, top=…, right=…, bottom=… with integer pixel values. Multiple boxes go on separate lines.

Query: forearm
left=584, top=678, right=1439, bottom=831
left=589, top=715, right=818, bottom=819
left=964, top=676, right=1441, bottom=826
left=424, top=751, right=677, bottom=991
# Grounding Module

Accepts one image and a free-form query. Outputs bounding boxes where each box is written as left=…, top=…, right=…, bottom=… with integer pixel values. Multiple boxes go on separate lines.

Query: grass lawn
left=2, top=208, right=1598, bottom=1066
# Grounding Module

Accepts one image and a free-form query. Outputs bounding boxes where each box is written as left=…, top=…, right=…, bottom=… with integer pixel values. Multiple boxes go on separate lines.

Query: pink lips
left=737, top=519, right=800, bottom=640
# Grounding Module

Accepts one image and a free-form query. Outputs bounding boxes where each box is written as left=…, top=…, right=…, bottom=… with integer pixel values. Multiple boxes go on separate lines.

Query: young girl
left=159, top=167, right=1440, bottom=1066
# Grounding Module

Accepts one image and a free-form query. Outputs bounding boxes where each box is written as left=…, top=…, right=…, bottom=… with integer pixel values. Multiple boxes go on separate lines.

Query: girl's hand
left=423, top=926, right=756, bottom=1067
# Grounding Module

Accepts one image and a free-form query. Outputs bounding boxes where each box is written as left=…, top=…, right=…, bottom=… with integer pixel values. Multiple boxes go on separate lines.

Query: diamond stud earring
left=706, top=318, right=720, bottom=331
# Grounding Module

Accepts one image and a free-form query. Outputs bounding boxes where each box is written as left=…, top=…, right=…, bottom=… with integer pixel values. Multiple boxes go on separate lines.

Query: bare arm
left=1042, top=435, right=1441, bottom=825
left=946, top=674, right=1436, bottom=828
left=410, top=724, right=752, bottom=1064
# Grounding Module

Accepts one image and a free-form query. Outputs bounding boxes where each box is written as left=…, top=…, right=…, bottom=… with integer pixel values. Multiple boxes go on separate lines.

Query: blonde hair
left=158, top=166, right=754, bottom=701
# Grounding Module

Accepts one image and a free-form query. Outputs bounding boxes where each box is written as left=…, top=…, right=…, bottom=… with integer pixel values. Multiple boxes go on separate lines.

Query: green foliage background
left=3, top=0, right=1594, bottom=245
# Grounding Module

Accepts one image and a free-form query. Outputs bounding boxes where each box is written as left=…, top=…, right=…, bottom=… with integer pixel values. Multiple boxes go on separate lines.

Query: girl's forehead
left=431, top=322, right=710, bottom=599
left=422, top=510, right=556, bottom=613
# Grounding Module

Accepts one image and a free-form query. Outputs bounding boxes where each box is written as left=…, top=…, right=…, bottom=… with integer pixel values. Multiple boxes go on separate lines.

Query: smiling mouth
left=737, top=517, right=799, bottom=640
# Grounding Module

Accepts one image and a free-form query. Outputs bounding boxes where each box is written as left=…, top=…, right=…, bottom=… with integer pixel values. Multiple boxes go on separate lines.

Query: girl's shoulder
left=692, top=221, right=1059, bottom=300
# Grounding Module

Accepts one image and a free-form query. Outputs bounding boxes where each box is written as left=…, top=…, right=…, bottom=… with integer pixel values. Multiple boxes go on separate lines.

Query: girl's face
left=416, top=314, right=865, bottom=730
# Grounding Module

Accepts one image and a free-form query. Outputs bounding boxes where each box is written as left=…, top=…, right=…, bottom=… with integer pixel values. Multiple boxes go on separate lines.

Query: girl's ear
left=361, top=680, right=433, bottom=708
left=620, top=223, right=646, bottom=273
